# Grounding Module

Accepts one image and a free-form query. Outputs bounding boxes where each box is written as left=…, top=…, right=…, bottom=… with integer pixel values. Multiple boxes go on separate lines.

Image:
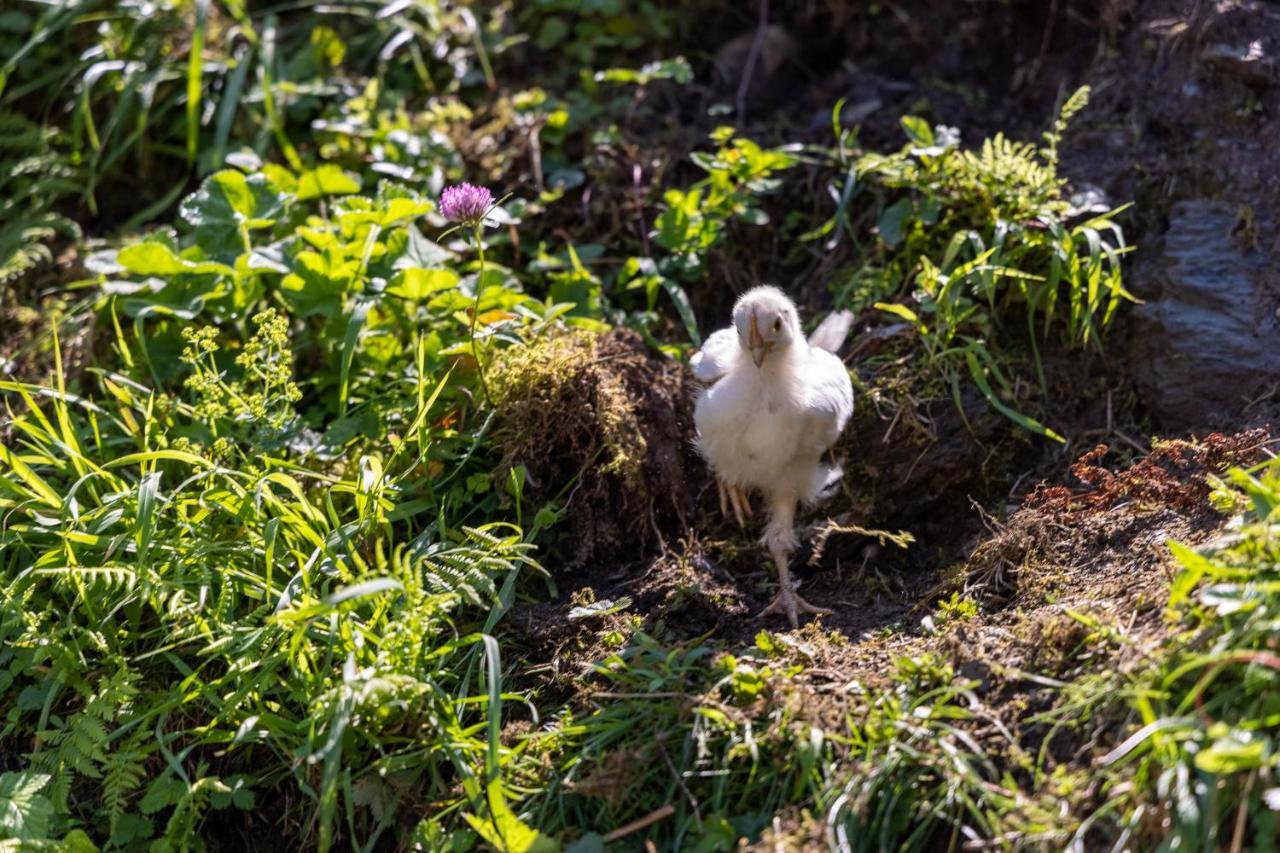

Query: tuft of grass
left=821, top=87, right=1132, bottom=441
left=0, top=309, right=545, bottom=849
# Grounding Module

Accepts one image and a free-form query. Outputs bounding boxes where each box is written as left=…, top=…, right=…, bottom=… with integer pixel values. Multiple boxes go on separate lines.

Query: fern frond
left=0, top=111, right=80, bottom=285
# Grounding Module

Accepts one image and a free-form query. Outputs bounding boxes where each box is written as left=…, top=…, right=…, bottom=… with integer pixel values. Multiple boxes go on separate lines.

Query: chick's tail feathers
left=807, top=309, right=854, bottom=354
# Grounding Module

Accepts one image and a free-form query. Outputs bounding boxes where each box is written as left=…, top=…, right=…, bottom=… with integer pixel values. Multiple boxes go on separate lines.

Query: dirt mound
left=967, top=429, right=1271, bottom=609
left=490, top=327, right=702, bottom=568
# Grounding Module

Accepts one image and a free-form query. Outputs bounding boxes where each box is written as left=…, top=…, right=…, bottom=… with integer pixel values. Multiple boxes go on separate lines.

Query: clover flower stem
left=469, top=223, right=494, bottom=408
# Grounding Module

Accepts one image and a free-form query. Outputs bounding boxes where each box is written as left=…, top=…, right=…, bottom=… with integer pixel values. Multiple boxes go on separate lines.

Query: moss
left=490, top=328, right=648, bottom=490
left=487, top=327, right=697, bottom=566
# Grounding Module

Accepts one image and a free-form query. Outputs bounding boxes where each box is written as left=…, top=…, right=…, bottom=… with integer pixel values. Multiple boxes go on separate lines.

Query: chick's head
left=733, top=285, right=801, bottom=367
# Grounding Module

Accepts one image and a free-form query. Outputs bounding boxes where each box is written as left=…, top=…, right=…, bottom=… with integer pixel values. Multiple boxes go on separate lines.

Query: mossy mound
left=490, top=327, right=701, bottom=567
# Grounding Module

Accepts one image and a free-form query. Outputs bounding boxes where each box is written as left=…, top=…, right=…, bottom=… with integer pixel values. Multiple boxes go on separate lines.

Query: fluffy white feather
left=689, top=327, right=740, bottom=382
left=692, top=286, right=854, bottom=626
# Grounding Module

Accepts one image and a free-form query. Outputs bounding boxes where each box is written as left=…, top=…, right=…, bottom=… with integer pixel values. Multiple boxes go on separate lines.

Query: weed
left=823, top=87, right=1131, bottom=440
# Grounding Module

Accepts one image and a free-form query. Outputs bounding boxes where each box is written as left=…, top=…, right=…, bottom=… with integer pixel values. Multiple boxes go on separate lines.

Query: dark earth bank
left=503, top=0, right=1279, bottom=746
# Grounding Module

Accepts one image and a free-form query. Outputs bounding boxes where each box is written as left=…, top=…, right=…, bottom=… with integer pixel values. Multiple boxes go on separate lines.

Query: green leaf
left=1168, top=540, right=1215, bottom=607
left=567, top=597, right=632, bottom=620
left=338, top=297, right=373, bottom=410
left=660, top=276, right=700, bottom=346
left=545, top=168, right=585, bottom=191
left=596, top=57, right=693, bottom=86
left=180, top=170, right=288, bottom=261
left=877, top=198, right=913, bottom=248
left=373, top=185, right=433, bottom=226
left=0, top=771, right=54, bottom=841
left=388, top=268, right=460, bottom=300
left=139, top=775, right=186, bottom=815
left=297, top=165, right=361, bottom=201
left=689, top=815, right=738, bottom=853
left=965, top=349, right=1064, bottom=443
left=535, top=16, right=569, bottom=49
left=117, top=242, right=233, bottom=278
left=875, top=301, right=921, bottom=326
left=392, top=227, right=452, bottom=269
left=900, top=115, right=934, bottom=147
left=463, top=784, right=560, bottom=853
left=325, top=577, right=403, bottom=606
left=59, top=828, right=100, bottom=852
left=565, top=835, right=605, bottom=853
left=1227, top=468, right=1280, bottom=521
left=309, top=25, right=346, bottom=69
left=280, top=248, right=357, bottom=318
left=1195, top=733, right=1266, bottom=774
left=381, top=198, right=432, bottom=227
left=186, top=0, right=208, bottom=165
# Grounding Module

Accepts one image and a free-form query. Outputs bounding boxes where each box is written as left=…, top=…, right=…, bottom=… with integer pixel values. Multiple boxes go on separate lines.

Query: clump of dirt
left=966, top=429, right=1270, bottom=607
left=489, top=327, right=702, bottom=567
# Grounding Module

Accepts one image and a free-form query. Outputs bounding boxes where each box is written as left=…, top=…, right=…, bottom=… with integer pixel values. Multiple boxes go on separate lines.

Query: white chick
left=692, top=286, right=854, bottom=626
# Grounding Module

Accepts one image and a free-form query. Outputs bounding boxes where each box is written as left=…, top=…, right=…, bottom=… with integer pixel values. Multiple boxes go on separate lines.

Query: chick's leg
left=756, top=493, right=831, bottom=628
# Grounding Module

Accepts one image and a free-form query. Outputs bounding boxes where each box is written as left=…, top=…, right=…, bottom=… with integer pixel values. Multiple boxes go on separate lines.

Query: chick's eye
left=772, top=318, right=782, bottom=332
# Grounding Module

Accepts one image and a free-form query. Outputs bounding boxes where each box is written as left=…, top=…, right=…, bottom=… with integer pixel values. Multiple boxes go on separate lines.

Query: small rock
left=1128, top=199, right=1280, bottom=429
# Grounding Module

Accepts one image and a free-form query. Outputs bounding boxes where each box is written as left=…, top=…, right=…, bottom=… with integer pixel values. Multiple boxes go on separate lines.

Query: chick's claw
left=759, top=537, right=829, bottom=627
left=731, top=484, right=752, bottom=523
left=757, top=587, right=832, bottom=628
left=717, top=480, right=751, bottom=528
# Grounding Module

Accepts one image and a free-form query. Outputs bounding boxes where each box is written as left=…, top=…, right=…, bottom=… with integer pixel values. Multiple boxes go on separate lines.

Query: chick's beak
left=748, top=312, right=767, bottom=367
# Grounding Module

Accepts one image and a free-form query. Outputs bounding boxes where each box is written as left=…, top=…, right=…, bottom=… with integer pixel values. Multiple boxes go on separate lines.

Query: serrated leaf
left=280, top=248, right=357, bottom=318
left=0, top=771, right=54, bottom=840
left=392, top=227, right=452, bottom=269
left=180, top=170, right=288, bottom=261
left=378, top=196, right=433, bottom=227
left=139, top=774, right=185, bottom=815
left=387, top=268, right=460, bottom=300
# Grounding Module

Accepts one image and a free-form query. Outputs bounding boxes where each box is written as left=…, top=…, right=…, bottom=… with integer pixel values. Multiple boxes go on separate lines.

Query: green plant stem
left=469, top=223, right=494, bottom=408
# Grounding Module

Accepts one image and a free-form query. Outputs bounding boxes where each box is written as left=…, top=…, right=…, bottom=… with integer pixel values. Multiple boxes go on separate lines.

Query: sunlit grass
left=0, top=2, right=1273, bottom=849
